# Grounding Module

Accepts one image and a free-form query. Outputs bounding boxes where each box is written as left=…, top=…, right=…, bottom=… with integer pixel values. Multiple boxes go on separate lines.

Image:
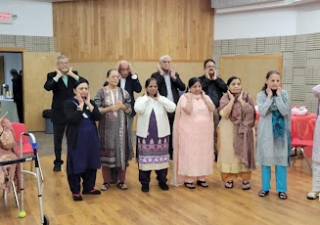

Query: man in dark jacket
left=199, top=59, right=227, bottom=161
left=151, top=55, right=186, bottom=159
left=44, top=55, right=81, bottom=172
left=10, top=69, right=23, bottom=123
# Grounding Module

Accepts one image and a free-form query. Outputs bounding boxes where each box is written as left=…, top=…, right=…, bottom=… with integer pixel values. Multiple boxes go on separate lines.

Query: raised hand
left=266, top=88, right=273, bottom=98
left=67, top=67, right=73, bottom=76
left=157, top=63, right=164, bottom=75
left=129, top=62, right=135, bottom=75
left=55, top=68, right=63, bottom=78
left=170, top=65, right=176, bottom=80
left=276, top=87, right=282, bottom=97
left=227, top=90, right=235, bottom=101
left=84, top=92, right=91, bottom=105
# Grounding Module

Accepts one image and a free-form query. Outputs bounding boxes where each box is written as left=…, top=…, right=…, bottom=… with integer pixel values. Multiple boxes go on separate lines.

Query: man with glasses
left=199, top=59, right=227, bottom=161
left=151, top=55, right=186, bottom=160
left=44, top=55, right=81, bottom=171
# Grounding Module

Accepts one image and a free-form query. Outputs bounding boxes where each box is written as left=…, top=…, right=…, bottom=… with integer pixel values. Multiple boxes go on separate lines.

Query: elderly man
left=44, top=55, right=81, bottom=172
left=151, top=55, right=186, bottom=160
left=199, top=59, right=227, bottom=161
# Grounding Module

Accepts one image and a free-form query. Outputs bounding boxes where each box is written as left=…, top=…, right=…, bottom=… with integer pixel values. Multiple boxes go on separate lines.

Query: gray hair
left=118, top=60, right=129, bottom=65
left=159, top=55, right=171, bottom=63
left=56, top=55, right=68, bottom=63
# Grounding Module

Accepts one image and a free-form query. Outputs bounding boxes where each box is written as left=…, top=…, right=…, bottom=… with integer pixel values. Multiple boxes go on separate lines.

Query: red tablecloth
left=291, top=114, right=316, bottom=140
left=303, top=118, right=316, bottom=141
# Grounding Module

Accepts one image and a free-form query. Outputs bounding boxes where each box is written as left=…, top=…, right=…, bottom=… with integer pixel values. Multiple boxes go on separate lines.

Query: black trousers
left=53, top=123, right=66, bottom=164
left=15, top=99, right=24, bottom=123
left=139, top=168, right=168, bottom=185
left=167, top=112, right=175, bottom=160
left=67, top=169, right=97, bottom=194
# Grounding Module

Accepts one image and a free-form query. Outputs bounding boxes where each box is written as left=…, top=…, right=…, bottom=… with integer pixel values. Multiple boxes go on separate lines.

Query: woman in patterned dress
left=134, top=78, right=176, bottom=192
left=94, top=69, right=132, bottom=191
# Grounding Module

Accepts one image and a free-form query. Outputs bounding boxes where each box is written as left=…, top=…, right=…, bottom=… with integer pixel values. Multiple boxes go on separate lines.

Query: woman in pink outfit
left=171, top=77, right=215, bottom=189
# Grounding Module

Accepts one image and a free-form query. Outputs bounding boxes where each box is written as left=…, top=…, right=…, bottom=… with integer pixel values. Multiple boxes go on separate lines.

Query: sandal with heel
left=197, top=180, right=209, bottom=188
left=184, top=182, right=196, bottom=189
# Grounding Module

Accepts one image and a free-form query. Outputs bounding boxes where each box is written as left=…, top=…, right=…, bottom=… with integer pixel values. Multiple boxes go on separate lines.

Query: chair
left=11, top=122, right=44, bottom=180
left=291, top=138, right=313, bottom=171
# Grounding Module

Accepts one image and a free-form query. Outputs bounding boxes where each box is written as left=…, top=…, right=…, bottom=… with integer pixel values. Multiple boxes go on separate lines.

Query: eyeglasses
left=119, top=68, right=130, bottom=72
left=58, top=62, right=69, bottom=65
left=206, top=65, right=215, bottom=69
left=162, top=61, right=171, bottom=64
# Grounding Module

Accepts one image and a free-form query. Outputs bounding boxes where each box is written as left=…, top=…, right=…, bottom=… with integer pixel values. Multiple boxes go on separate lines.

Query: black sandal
left=117, top=182, right=128, bottom=190
left=197, top=180, right=209, bottom=188
left=258, top=190, right=269, bottom=197
left=242, top=181, right=251, bottom=190
left=184, top=182, right=196, bottom=189
left=224, top=180, right=234, bottom=189
left=278, top=192, right=287, bottom=200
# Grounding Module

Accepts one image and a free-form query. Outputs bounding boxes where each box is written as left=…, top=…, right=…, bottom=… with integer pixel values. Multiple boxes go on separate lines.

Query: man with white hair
left=44, top=55, right=81, bottom=172
left=151, top=55, right=186, bottom=159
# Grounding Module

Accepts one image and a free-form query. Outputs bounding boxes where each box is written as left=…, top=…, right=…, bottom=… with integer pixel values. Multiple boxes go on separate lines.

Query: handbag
left=0, top=112, right=16, bottom=150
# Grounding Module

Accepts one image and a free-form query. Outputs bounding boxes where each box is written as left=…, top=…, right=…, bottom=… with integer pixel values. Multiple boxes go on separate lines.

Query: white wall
left=214, top=1, right=320, bottom=40
left=296, top=1, right=320, bottom=35
left=0, top=0, right=53, bottom=36
left=0, top=53, right=23, bottom=92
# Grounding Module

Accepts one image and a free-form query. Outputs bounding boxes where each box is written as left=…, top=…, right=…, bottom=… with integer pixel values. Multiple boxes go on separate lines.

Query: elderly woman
left=94, top=69, right=132, bottom=191
left=171, top=77, right=215, bottom=189
left=307, top=84, right=320, bottom=200
left=217, top=76, right=256, bottom=190
left=64, top=78, right=102, bottom=201
left=256, top=70, right=291, bottom=200
left=134, top=78, right=176, bottom=192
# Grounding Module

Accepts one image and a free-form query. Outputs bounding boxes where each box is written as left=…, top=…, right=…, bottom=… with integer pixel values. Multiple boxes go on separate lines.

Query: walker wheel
left=43, top=214, right=50, bottom=225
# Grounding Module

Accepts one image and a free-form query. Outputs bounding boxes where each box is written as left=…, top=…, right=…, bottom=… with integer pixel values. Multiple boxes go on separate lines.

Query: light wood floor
left=0, top=154, right=319, bottom=225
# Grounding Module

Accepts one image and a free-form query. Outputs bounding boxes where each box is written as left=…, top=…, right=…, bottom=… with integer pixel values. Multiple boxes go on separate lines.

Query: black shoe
left=53, top=163, right=61, bottom=172
left=141, top=184, right=149, bottom=193
left=214, top=153, right=218, bottom=162
left=82, top=189, right=101, bottom=195
left=159, top=182, right=169, bottom=191
left=72, top=194, right=83, bottom=201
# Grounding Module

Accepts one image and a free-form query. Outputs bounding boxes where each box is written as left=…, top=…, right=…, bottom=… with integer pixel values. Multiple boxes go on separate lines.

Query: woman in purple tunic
left=64, top=78, right=102, bottom=201
left=134, top=78, right=176, bottom=192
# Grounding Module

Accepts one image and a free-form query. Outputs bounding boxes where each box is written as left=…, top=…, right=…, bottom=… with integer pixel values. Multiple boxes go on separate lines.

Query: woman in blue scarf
left=256, top=70, right=291, bottom=200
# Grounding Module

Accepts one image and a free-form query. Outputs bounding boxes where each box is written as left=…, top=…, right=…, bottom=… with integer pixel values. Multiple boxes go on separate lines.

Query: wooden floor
left=0, top=154, right=319, bottom=225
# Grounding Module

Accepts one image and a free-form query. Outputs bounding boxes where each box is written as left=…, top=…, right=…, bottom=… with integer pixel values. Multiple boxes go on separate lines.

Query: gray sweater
left=256, top=90, right=291, bottom=166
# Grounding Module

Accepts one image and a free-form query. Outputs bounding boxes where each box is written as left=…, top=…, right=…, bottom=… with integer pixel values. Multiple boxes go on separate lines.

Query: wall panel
left=53, top=0, right=214, bottom=62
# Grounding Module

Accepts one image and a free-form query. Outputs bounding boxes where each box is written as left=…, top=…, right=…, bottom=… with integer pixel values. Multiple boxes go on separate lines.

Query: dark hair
left=203, top=59, right=216, bottom=69
left=261, top=70, right=281, bottom=91
left=73, top=78, right=89, bottom=89
left=145, top=77, right=157, bottom=88
left=106, top=69, right=118, bottom=77
left=226, top=76, right=241, bottom=86
left=10, top=69, right=19, bottom=76
left=103, top=81, right=108, bottom=87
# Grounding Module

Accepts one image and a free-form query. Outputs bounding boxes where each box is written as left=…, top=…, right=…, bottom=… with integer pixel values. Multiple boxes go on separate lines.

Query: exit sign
left=0, top=12, right=13, bottom=24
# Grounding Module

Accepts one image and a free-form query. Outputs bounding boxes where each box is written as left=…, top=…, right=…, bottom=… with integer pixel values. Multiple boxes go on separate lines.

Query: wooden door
left=23, top=52, right=60, bottom=131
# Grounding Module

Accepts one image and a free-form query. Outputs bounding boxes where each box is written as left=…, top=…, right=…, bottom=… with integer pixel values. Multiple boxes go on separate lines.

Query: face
left=119, top=62, right=130, bottom=78
left=146, top=80, right=158, bottom=96
left=205, top=61, right=216, bottom=76
left=228, top=79, right=242, bottom=94
left=74, top=82, right=89, bottom=99
left=160, top=57, right=171, bottom=71
left=107, top=70, right=120, bottom=87
left=57, top=58, right=69, bottom=73
left=266, top=73, right=280, bottom=90
left=189, top=81, right=202, bottom=95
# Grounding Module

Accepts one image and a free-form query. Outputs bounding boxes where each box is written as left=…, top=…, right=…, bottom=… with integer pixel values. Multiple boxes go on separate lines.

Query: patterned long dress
left=137, top=110, right=169, bottom=171
left=94, top=87, right=133, bottom=170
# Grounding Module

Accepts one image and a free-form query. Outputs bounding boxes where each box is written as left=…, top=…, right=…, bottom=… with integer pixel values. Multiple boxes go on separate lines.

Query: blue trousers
left=261, top=165, right=287, bottom=192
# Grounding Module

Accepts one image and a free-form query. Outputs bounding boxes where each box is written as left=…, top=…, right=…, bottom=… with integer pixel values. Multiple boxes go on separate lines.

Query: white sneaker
left=306, top=191, right=319, bottom=200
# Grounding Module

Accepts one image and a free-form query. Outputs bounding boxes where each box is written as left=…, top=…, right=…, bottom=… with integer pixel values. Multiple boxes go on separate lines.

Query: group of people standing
left=44, top=54, right=316, bottom=202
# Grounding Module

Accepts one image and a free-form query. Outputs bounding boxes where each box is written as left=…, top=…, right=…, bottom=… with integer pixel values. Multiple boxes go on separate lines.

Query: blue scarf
left=272, top=110, right=285, bottom=140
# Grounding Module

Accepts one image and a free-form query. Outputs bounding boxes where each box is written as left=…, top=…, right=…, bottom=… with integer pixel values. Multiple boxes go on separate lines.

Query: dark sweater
left=199, top=75, right=227, bottom=108
left=64, top=99, right=102, bottom=148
